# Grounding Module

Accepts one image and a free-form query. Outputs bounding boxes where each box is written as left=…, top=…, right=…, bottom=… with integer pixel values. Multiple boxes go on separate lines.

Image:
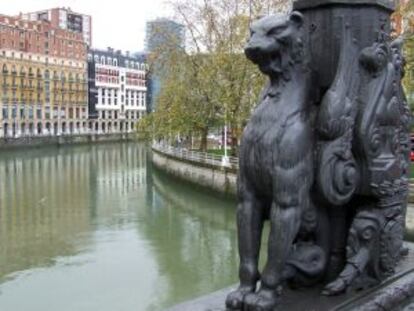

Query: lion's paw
left=225, top=285, right=255, bottom=310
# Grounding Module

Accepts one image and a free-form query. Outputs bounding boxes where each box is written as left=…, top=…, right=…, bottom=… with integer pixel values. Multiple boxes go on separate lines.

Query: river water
left=0, top=143, right=238, bottom=311
left=0, top=142, right=413, bottom=311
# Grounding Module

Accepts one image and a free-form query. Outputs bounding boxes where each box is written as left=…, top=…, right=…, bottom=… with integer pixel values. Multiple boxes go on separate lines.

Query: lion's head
left=245, top=11, right=304, bottom=78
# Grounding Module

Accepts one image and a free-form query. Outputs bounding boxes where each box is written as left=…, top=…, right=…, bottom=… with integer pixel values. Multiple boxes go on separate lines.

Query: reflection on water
left=0, top=143, right=238, bottom=311
left=1, top=143, right=413, bottom=311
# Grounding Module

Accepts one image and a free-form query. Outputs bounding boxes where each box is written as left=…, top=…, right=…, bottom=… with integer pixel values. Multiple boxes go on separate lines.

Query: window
left=113, top=59, right=118, bottom=66
left=101, top=56, right=105, bottom=65
left=45, top=106, right=50, bottom=119
left=2, top=106, right=8, bottom=119
left=44, top=70, right=50, bottom=103
left=28, top=106, right=33, bottom=119
left=12, top=105, right=17, bottom=118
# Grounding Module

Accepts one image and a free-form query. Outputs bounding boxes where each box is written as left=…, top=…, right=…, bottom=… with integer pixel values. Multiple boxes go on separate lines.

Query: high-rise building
left=0, top=13, right=88, bottom=138
left=145, top=18, right=185, bottom=52
left=87, top=48, right=147, bottom=133
left=21, top=8, right=92, bottom=46
left=145, top=18, right=185, bottom=112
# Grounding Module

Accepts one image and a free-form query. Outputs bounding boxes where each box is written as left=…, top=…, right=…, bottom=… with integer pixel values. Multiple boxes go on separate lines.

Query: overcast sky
left=1, top=0, right=173, bottom=52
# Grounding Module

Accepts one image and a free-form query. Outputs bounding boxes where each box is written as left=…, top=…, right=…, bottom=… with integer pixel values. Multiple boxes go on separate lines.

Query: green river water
left=0, top=142, right=237, bottom=311
left=0, top=142, right=413, bottom=311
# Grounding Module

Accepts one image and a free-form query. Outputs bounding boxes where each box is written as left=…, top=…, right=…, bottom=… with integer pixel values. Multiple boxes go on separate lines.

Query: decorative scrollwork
left=317, top=139, right=359, bottom=205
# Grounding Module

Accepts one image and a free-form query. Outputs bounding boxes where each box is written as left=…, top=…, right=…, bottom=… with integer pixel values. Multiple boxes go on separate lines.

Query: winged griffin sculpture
left=225, top=3, right=410, bottom=310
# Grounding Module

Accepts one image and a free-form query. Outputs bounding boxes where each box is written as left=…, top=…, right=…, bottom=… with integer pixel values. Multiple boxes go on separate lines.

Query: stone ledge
left=166, top=243, right=414, bottom=311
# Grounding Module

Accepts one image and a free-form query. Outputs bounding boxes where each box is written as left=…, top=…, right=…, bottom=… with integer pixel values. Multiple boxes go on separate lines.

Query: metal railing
left=152, top=142, right=239, bottom=169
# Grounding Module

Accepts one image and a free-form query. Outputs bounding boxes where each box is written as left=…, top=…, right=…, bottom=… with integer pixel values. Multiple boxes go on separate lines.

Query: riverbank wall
left=0, top=133, right=138, bottom=150
left=152, top=145, right=237, bottom=197
left=152, top=144, right=414, bottom=204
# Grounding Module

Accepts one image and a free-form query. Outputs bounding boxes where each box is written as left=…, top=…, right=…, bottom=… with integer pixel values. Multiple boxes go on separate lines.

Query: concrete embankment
left=0, top=133, right=138, bottom=150
left=152, top=146, right=414, bottom=204
left=152, top=147, right=237, bottom=197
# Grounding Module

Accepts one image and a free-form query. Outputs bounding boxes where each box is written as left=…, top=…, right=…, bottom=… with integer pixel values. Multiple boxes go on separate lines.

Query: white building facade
left=87, top=48, right=147, bottom=134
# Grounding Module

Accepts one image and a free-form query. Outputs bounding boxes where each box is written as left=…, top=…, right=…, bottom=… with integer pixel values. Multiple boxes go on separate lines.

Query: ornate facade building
left=87, top=48, right=147, bottom=133
left=0, top=14, right=88, bottom=138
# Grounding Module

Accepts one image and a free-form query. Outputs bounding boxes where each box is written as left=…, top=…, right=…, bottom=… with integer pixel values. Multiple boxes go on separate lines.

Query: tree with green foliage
left=394, top=0, right=414, bottom=109
left=138, top=0, right=292, bottom=152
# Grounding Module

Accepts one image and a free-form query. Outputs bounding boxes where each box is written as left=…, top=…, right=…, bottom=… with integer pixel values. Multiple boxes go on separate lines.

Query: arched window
left=125, top=60, right=129, bottom=68
left=107, top=57, right=112, bottom=66
left=94, top=55, right=99, bottom=63
left=44, top=70, right=50, bottom=103
left=20, top=67, right=26, bottom=89
left=61, top=72, right=66, bottom=86
left=101, top=56, right=105, bottom=65
left=2, top=64, right=8, bottom=74
left=113, top=59, right=118, bottom=67
left=87, top=54, right=93, bottom=62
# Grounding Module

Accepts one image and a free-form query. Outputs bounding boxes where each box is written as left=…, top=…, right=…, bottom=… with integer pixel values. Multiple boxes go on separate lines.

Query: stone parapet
left=293, top=0, right=395, bottom=11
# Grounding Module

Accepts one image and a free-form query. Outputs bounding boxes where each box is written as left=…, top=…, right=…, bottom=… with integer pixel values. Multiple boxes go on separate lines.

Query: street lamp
left=222, top=123, right=230, bottom=166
